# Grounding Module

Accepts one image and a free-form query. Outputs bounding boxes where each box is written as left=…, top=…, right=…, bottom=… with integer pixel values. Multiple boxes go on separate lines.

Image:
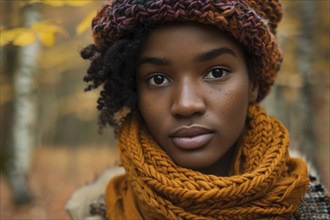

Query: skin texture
left=137, top=23, right=258, bottom=176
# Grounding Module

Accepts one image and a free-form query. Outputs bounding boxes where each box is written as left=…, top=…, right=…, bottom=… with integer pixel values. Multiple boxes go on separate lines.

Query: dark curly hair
left=81, top=27, right=148, bottom=131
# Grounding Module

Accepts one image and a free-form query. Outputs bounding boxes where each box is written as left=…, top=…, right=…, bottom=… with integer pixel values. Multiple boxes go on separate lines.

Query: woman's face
left=137, top=23, right=257, bottom=174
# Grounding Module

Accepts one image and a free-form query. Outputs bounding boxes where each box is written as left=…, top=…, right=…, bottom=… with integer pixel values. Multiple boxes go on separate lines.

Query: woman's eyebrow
left=137, top=57, right=170, bottom=66
left=196, top=47, right=237, bottom=62
left=137, top=47, right=236, bottom=67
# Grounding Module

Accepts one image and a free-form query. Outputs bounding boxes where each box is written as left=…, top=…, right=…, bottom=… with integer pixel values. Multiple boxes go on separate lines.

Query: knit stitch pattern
left=91, top=176, right=330, bottom=219
left=105, top=104, right=309, bottom=220
left=92, top=0, right=283, bottom=101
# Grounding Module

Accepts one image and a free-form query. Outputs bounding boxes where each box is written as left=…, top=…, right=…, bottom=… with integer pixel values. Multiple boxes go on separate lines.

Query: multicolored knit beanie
left=91, top=0, right=283, bottom=102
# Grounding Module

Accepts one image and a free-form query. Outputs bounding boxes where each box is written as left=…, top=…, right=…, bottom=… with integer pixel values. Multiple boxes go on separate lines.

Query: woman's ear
left=249, top=81, right=259, bottom=103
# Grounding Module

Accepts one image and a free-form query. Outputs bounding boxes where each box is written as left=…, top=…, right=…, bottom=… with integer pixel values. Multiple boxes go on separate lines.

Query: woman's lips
left=170, top=126, right=215, bottom=150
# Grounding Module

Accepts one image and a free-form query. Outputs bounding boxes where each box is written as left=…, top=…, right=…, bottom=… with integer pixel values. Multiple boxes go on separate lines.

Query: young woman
left=66, top=0, right=330, bottom=219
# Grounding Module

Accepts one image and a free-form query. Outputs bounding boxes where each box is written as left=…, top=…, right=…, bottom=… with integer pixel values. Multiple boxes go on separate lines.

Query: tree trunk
left=296, top=1, right=316, bottom=164
left=7, top=3, right=41, bottom=204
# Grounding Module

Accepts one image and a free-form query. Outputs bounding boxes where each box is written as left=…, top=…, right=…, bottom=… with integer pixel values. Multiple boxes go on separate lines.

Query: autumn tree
left=0, top=0, right=95, bottom=204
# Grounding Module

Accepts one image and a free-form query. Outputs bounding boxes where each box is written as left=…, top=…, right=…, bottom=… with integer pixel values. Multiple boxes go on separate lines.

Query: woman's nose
left=170, top=82, right=206, bottom=118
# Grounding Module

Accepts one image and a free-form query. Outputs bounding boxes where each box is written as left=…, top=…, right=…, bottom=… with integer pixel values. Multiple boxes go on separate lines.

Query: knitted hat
left=91, top=0, right=283, bottom=102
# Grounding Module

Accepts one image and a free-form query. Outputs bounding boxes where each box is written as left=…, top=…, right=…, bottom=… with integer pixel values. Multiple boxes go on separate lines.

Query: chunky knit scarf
left=105, top=104, right=309, bottom=220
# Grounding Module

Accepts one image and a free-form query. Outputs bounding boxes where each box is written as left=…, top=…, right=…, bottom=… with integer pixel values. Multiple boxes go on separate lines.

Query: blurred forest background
left=0, top=0, right=329, bottom=219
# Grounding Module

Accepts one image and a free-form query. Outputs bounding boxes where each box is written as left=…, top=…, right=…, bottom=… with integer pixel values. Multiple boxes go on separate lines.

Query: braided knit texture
left=92, top=0, right=283, bottom=101
left=105, top=104, right=309, bottom=220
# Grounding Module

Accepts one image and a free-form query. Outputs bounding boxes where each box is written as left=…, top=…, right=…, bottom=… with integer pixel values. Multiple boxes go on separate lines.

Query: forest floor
left=0, top=146, right=118, bottom=220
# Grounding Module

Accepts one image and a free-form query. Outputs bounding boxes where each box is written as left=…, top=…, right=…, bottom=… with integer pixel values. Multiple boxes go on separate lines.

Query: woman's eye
left=148, top=74, right=170, bottom=86
left=204, top=67, right=229, bottom=80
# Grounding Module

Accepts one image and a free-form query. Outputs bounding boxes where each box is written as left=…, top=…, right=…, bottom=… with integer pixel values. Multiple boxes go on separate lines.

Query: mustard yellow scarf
left=105, top=104, right=309, bottom=220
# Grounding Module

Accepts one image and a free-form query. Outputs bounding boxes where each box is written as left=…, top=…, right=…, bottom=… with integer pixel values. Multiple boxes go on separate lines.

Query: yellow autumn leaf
left=0, top=33, right=9, bottom=47
left=65, top=0, right=92, bottom=7
left=32, top=21, right=67, bottom=36
left=38, top=30, right=56, bottom=47
left=12, top=30, right=36, bottom=46
left=31, top=21, right=52, bottom=31
left=32, top=21, right=68, bottom=46
left=0, top=28, right=25, bottom=47
left=0, top=21, right=66, bottom=47
left=34, top=21, right=69, bottom=47
left=0, top=38, right=8, bottom=47
left=28, top=0, right=92, bottom=7
left=76, top=11, right=96, bottom=34
left=29, top=0, right=65, bottom=7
